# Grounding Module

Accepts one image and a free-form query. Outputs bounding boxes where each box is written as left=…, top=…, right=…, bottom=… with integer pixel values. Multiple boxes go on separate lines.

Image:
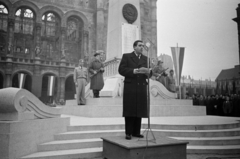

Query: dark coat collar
left=130, top=52, right=146, bottom=67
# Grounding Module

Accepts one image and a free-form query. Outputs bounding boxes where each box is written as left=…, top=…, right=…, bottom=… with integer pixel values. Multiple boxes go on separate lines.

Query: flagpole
left=177, top=43, right=182, bottom=99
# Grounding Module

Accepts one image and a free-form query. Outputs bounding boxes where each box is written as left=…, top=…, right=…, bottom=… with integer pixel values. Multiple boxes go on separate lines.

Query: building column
left=7, top=18, right=14, bottom=54
left=59, top=60, right=66, bottom=105
left=5, top=55, right=13, bottom=87
left=83, top=30, right=89, bottom=61
left=96, top=0, right=105, bottom=51
left=32, top=58, right=42, bottom=97
left=34, top=23, right=42, bottom=58
left=60, top=27, right=66, bottom=59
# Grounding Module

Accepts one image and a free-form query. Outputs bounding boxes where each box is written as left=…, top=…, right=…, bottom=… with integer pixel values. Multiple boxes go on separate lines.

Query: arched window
left=15, top=8, right=34, bottom=35
left=0, top=4, right=8, bottom=32
left=65, top=16, right=84, bottom=63
left=41, top=12, right=60, bottom=37
left=67, top=17, right=81, bottom=41
left=40, top=12, right=61, bottom=60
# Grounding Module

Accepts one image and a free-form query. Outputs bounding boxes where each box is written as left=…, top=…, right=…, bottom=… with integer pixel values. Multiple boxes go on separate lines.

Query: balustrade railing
left=103, top=57, right=121, bottom=78
left=0, top=55, right=77, bottom=68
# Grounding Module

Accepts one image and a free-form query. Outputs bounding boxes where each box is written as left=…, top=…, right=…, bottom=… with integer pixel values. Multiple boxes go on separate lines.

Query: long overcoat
left=118, top=52, right=150, bottom=118
left=88, top=58, right=104, bottom=90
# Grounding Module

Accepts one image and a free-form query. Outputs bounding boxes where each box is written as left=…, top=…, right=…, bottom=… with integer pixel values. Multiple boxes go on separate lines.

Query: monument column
left=96, top=0, right=105, bottom=51
left=150, top=0, right=158, bottom=59
left=106, top=0, right=141, bottom=60
left=233, top=4, right=240, bottom=72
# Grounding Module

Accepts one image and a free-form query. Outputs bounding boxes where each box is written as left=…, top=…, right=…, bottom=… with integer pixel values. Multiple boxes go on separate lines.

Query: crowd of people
left=192, top=94, right=240, bottom=117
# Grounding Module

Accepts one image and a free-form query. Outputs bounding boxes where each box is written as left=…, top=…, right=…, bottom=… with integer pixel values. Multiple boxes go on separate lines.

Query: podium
left=102, top=136, right=188, bottom=159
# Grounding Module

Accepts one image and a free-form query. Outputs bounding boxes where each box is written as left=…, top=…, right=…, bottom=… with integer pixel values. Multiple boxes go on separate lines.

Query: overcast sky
left=157, top=0, right=239, bottom=81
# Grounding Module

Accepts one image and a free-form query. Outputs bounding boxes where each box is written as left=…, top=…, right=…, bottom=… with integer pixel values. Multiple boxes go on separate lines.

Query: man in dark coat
left=88, top=53, right=104, bottom=98
left=118, top=40, right=151, bottom=140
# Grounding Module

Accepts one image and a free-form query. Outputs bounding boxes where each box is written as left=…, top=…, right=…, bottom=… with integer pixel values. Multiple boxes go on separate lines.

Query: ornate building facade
left=0, top=0, right=158, bottom=104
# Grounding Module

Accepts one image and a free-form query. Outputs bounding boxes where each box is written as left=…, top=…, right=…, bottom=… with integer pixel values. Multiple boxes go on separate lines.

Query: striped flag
left=47, top=76, right=55, bottom=96
left=18, top=73, right=26, bottom=89
left=171, top=46, right=185, bottom=86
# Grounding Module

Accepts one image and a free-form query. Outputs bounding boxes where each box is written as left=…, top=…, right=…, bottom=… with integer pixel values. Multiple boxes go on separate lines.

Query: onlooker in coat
left=198, top=95, right=205, bottom=106
left=205, top=95, right=212, bottom=115
left=118, top=40, right=152, bottom=140
left=192, top=94, right=199, bottom=106
left=152, top=60, right=167, bottom=87
left=73, top=59, right=88, bottom=105
left=88, top=53, right=104, bottom=98
left=222, top=95, right=233, bottom=116
left=166, top=69, right=176, bottom=93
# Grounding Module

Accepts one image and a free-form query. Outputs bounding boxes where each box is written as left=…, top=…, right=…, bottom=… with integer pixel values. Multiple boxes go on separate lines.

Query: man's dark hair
left=133, top=40, right=143, bottom=48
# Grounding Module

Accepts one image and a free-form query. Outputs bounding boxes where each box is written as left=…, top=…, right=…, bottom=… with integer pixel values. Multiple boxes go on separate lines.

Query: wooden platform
left=102, top=136, right=188, bottom=159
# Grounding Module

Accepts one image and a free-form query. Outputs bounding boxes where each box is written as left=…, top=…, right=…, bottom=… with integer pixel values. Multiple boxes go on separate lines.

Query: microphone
left=143, top=42, right=151, bottom=51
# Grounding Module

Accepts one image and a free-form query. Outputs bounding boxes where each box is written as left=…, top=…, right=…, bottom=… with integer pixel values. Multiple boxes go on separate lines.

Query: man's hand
left=133, top=68, right=139, bottom=74
left=75, top=82, right=78, bottom=87
left=100, top=68, right=104, bottom=71
left=93, top=70, right=97, bottom=74
left=138, top=67, right=151, bottom=75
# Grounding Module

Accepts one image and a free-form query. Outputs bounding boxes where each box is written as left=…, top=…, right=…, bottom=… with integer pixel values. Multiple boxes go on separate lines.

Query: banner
left=171, top=46, right=185, bottom=86
left=47, top=76, right=55, bottom=96
left=18, top=73, right=26, bottom=89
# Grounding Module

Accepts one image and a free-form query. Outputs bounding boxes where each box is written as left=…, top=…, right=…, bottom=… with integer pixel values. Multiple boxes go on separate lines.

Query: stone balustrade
left=0, top=55, right=78, bottom=68
left=103, top=57, right=121, bottom=77
left=0, top=87, right=62, bottom=121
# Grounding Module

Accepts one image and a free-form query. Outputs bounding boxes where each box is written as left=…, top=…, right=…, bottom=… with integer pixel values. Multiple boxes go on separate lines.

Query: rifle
left=89, top=69, right=103, bottom=78
left=156, top=67, right=169, bottom=80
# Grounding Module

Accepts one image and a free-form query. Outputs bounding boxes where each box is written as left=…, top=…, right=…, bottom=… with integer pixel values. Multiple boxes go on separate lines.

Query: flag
left=18, top=73, right=26, bottom=89
left=171, top=46, right=185, bottom=86
left=47, top=75, right=55, bottom=96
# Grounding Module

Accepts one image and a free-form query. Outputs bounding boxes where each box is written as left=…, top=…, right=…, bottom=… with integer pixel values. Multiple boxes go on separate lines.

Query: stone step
left=171, top=136, right=240, bottom=145
left=62, top=105, right=206, bottom=117
left=150, top=122, right=240, bottom=130
left=67, top=124, right=125, bottom=132
left=66, top=98, right=193, bottom=106
left=38, top=138, right=102, bottom=151
left=20, top=147, right=102, bottom=159
left=152, top=128, right=240, bottom=137
left=55, top=128, right=240, bottom=141
left=67, top=122, right=240, bottom=132
left=54, top=130, right=125, bottom=140
left=187, top=145, right=240, bottom=154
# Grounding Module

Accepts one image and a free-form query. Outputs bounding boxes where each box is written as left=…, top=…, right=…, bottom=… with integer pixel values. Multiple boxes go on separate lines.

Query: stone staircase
left=20, top=119, right=240, bottom=159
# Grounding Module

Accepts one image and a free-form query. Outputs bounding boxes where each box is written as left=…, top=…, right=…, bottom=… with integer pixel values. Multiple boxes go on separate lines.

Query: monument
left=106, top=0, right=141, bottom=60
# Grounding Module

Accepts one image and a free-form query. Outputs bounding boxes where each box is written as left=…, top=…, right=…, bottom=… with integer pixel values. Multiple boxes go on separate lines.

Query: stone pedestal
left=102, top=136, right=188, bottom=159
left=0, top=117, right=70, bottom=159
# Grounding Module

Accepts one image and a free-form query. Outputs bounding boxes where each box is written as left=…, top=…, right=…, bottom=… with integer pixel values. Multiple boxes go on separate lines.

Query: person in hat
left=166, top=69, right=176, bottom=93
left=73, top=59, right=88, bottom=105
left=88, top=52, right=104, bottom=98
left=152, top=60, right=167, bottom=87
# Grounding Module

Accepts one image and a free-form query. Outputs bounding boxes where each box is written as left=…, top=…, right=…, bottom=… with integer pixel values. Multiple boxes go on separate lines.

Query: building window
left=67, top=17, right=81, bottom=41
left=65, top=16, right=84, bottom=63
left=41, top=12, right=60, bottom=37
left=15, top=8, right=34, bottom=35
left=0, top=4, right=8, bottom=32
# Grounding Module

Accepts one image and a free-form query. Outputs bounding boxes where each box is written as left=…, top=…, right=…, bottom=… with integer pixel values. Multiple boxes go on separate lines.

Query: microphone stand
left=138, top=44, right=156, bottom=143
